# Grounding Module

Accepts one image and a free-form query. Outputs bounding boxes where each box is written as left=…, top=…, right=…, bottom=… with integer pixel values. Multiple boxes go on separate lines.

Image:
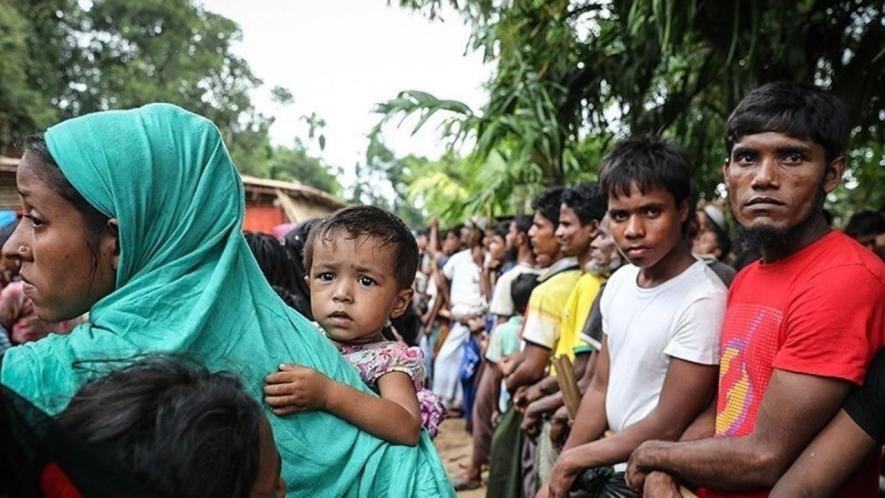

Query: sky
left=202, top=0, right=490, bottom=181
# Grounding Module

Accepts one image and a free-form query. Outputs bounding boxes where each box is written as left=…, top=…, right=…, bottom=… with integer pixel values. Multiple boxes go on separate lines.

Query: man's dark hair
left=532, top=187, right=566, bottom=225
left=562, top=182, right=607, bottom=225
left=304, top=205, right=418, bottom=290
left=725, top=81, right=848, bottom=163
left=513, top=214, right=534, bottom=235
left=57, top=357, right=264, bottom=498
left=844, top=210, right=885, bottom=239
left=511, top=273, right=540, bottom=315
left=279, top=220, right=319, bottom=319
left=490, top=221, right=510, bottom=240
left=599, top=137, right=697, bottom=232
left=244, top=232, right=301, bottom=294
left=464, top=224, right=485, bottom=249
left=441, top=226, right=462, bottom=242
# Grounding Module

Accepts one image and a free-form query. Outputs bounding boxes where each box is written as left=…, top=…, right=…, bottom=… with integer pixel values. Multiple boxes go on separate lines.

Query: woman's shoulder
left=1, top=333, right=89, bottom=414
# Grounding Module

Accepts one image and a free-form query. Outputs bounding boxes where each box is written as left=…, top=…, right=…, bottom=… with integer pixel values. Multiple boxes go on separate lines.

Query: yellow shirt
left=553, top=272, right=604, bottom=361
left=521, top=264, right=581, bottom=350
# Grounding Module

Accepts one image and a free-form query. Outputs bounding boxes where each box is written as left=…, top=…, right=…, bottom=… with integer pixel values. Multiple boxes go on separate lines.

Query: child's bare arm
left=333, top=371, right=422, bottom=446
left=264, top=364, right=422, bottom=446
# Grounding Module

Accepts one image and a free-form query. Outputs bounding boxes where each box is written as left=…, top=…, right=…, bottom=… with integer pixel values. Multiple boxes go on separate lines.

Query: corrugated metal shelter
left=0, top=157, right=19, bottom=210
left=240, top=175, right=345, bottom=234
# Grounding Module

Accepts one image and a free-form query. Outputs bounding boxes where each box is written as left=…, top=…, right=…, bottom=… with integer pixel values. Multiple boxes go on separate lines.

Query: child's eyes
left=358, top=276, right=377, bottom=287
left=317, top=272, right=334, bottom=281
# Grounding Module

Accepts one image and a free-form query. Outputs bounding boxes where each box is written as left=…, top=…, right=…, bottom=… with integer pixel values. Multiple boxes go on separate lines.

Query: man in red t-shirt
left=624, top=82, right=885, bottom=498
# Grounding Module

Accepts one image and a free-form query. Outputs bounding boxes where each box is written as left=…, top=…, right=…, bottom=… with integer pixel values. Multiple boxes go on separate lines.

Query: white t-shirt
left=602, top=260, right=726, bottom=468
left=489, top=262, right=541, bottom=317
left=443, top=249, right=486, bottom=319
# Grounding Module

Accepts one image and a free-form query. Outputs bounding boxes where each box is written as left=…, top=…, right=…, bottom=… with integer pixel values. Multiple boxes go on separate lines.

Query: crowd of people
left=412, top=81, right=885, bottom=498
left=0, top=82, right=881, bottom=498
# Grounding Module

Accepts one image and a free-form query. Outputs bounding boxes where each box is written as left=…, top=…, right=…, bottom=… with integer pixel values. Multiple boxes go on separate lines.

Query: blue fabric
left=459, top=335, right=482, bottom=426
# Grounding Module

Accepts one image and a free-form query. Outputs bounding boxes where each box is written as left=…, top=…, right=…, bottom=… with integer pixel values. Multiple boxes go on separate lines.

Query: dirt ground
left=433, top=418, right=486, bottom=497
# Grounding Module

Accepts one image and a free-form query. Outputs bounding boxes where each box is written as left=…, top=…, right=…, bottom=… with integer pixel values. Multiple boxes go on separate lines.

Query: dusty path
left=433, top=418, right=486, bottom=497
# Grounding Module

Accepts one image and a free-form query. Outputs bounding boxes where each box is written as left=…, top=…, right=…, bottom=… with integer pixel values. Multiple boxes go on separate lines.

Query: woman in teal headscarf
left=1, top=103, right=454, bottom=497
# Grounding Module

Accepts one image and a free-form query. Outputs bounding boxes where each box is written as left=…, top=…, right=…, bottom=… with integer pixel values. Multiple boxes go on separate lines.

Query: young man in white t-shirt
left=454, top=215, right=540, bottom=490
left=431, top=229, right=487, bottom=410
left=538, top=137, right=727, bottom=498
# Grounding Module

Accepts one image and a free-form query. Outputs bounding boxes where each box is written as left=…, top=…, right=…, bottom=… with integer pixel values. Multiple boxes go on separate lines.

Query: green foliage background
left=1, top=0, right=882, bottom=227
left=384, top=0, right=884, bottom=224
left=0, top=0, right=340, bottom=195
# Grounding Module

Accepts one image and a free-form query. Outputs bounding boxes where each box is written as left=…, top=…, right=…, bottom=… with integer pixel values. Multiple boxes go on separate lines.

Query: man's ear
left=823, top=156, right=846, bottom=193
left=586, top=219, right=600, bottom=239
left=390, top=288, right=414, bottom=319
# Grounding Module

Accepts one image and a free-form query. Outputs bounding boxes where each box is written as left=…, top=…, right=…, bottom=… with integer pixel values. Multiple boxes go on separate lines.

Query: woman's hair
left=23, top=134, right=112, bottom=277
left=56, top=356, right=264, bottom=498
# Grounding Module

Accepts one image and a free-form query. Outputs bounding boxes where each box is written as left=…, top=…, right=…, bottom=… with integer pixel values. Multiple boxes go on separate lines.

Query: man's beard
left=735, top=188, right=826, bottom=257
left=586, top=252, right=623, bottom=277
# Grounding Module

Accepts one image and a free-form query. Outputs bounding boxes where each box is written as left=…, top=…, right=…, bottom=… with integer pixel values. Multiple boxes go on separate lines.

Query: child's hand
left=499, top=354, right=517, bottom=376
left=264, top=364, right=332, bottom=415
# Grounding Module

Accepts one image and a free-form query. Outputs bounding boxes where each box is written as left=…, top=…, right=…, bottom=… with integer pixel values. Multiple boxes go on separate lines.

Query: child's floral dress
left=339, top=340, right=446, bottom=438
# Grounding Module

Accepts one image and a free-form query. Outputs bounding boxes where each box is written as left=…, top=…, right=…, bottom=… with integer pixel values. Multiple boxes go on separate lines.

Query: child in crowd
left=486, top=272, right=540, bottom=414
left=264, top=206, right=445, bottom=444
left=0, top=356, right=284, bottom=498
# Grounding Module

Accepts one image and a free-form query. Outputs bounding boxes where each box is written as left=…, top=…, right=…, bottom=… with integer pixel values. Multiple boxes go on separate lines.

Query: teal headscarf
left=1, top=104, right=454, bottom=497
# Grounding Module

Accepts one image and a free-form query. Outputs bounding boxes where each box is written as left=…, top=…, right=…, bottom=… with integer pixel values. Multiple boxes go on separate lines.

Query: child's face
left=306, top=234, right=412, bottom=344
left=607, top=182, right=688, bottom=270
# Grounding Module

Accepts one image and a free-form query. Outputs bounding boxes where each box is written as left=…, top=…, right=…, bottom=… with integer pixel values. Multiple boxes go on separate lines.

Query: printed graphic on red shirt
left=715, top=304, right=783, bottom=437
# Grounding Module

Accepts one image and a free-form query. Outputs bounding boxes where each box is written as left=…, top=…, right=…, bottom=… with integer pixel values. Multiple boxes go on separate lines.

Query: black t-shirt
left=844, top=350, right=885, bottom=443
left=579, top=283, right=605, bottom=350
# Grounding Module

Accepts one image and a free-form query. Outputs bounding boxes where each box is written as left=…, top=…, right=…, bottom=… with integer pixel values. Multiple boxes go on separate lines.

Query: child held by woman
left=264, top=206, right=445, bottom=444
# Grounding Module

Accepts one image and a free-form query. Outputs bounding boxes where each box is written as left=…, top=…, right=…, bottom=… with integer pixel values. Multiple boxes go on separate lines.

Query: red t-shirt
left=700, top=231, right=885, bottom=498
